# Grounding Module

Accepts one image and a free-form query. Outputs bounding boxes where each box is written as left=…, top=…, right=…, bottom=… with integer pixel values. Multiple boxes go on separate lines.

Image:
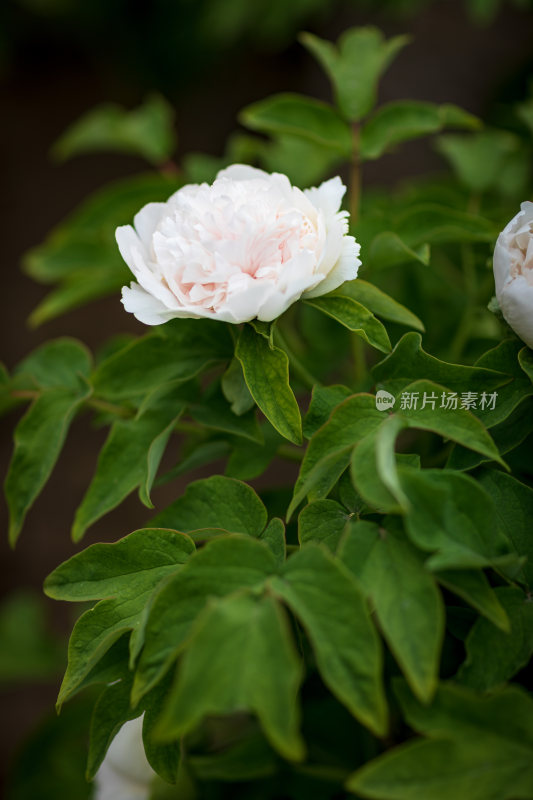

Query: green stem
left=274, top=327, right=321, bottom=390
left=449, top=242, right=477, bottom=362
left=349, top=125, right=369, bottom=385
left=87, top=397, right=133, bottom=418
left=352, top=334, right=368, bottom=386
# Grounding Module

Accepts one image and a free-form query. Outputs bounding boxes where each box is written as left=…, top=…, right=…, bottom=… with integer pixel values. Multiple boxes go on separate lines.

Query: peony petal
left=304, top=235, right=361, bottom=299
left=115, top=225, right=149, bottom=273
left=304, top=176, right=346, bottom=219
left=94, top=761, right=151, bottom=800
left=215, top=164, right=271, bottom=182
left=121, top=283, right=180, bottom=326
left=133, top=202, right=167, bottom=246
left=500, top=275, right=533, bottom=349
left=94, top=717, right=154, bottom=800
left=493, top=231, right=513, bottom=297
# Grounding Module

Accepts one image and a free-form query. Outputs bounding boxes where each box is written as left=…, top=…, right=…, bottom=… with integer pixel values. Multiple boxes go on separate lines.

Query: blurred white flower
left=493, top=201, right=533, bottom=349
left=94, top=716, right=155, bottom=800
left=116, top=164, right=360, bottom=325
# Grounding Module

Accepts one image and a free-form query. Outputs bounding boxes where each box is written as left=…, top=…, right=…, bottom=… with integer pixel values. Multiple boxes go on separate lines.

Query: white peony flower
left=94, top=716, right=155, bottom=800
left=116, top=165, right=360, bottom=325
left=493, top=201, right=533, bottom=349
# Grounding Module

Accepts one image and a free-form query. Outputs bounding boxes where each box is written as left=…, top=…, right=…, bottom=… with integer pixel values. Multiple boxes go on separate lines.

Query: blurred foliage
left=2, top=0, right=533, bottom=92
left=3, top=9, right=533, bottom=800
left=6, top=695, right=94, bottom=800
left=0, top=591, right=64, bottom=684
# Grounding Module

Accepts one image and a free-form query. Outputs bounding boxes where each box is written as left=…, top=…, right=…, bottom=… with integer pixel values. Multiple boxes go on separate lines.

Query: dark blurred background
left=1, top=0, right=533, bottom=792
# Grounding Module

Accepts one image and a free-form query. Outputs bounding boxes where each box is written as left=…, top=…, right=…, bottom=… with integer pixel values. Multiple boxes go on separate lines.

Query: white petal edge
left=499, top=275, right=533, bottom=349
left=303, top=235, right=361, bottom=299
left=133, top=202, right=167, bottom=246
left=121, top=283, right=181, bottom=326
left=304, top=175, right=346, bottom=219
left=215, top=163, right=271, bottom=182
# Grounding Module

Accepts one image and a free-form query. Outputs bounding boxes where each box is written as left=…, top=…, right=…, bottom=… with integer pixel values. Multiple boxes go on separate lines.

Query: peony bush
left=3, top=24, right=533, bottom=800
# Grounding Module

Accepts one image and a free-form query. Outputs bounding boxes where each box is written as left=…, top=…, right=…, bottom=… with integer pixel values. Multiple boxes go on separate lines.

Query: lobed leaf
left=300, top=27, right=410, bottom=121
left=271, top=545, right=387, bottom=736
left=156, top=592, right=305, bottom=761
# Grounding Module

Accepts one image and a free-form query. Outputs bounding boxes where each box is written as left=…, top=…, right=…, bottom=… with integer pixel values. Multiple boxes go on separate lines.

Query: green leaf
left=394, top=203, right=496, bottom=247
left=517, top=97, right=533, bottom=137
left=477, top=469, right=533, bottom=588
left=303, top=384, right=352, bottom=439
left=15, top=338, right=92, bottom=390
left=351, top=427, right=407, bottom=514
left=142, top=677, right=180, bottom=784
left=435, top=569, right=509, bottom=631
left=156, top=440, right=230, bottom=486
left=258, top=517, right=286, bottom=565
left=156, top=592, right=305, bottom=761
left=397, top=680, right=533, bottom=747
left=300, top=27, right=410, bottom=121
left=298, top=499, right=349, bottom=552
left=7, top=696, right=94, bottom=800
left=339, top=279, right=425, bottom=331
left=271, top=545, right=387, bottom=736
left=338, top=520, right=380, bottom=584
left=458, top=587, right=533, bottom=689
left=52, top=94, right=176, bottom=165
left=304, top=294, right=391, bottom=353
left=474, top=339, right=533, bottom=428
left=190, top=381, right=261, bottom=443
left=0, top=591, right=63, bottom=684
left=436, top=129, right=529, bottom=194
left=225, top=423, right=282, bottom=481
left=375, top=415, right=411, bottom=510
left=25, top=173, right=182, bottom=323
left=261, top=132, right=344, bottom=188
left=348, top=683, right=533, bottom=800
left=399, top=468, right=515, bottom=570
left=367, top=231, right=430, bottom=271
left=288, top=395, right=386, bottom=519
left=239, top=93, right=352, bottom=157
left=360, top=101, right=479, bottom=161
left=236, top=324, right=302, bottom=445
left=518, top=345, right=533, bottom=384
left=447, top=396, right=533, bottom=471
left=221, top=358, right=255, bottom=416
left=72, top=386, right=186, bottom=541
left=373, top=332, right=509, bottom=397
left=86, top=677, right=140, bottom=779
left=189, top=731, right=277, bottom=782
left=28, top=269, right=130, bottom=328
left=396, top=379, right=506, bottom=467
left=358, top=531, right=444, bottom=703
left=92, top=319, right=232, bottom=401
left=5, top=377, right=91, bottom=544
left=44, top=528, right=194, bottom=706
left=151, top=475, right=267, bottom=538
left=133, top=535, right=277, bottom=702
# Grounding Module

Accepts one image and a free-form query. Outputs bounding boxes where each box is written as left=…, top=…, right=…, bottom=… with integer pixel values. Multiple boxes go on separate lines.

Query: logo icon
left=375, top=390, right=396, bottom=411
